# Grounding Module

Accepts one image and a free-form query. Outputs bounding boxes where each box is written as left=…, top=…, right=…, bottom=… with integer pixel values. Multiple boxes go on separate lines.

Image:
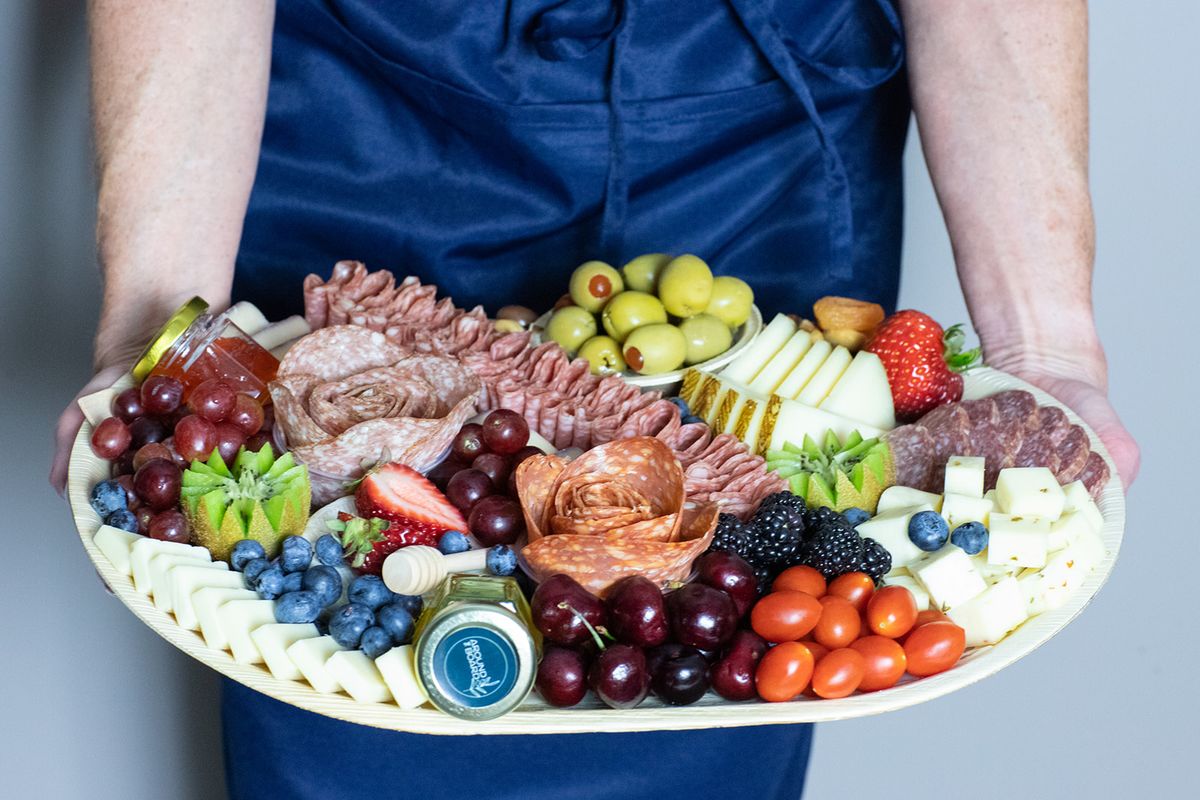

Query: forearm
left=901, top=1, right=1103, bottom=386
left=89, top=0, right=274, bottom=369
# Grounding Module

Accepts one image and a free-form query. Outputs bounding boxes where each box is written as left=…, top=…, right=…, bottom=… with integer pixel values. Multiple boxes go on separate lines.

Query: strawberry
left=865, top=310, right=981, bottom=422
left=341, top=464, right=467, bottom=574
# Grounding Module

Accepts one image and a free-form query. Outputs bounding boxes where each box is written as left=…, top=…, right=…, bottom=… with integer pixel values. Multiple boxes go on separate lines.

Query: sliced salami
left=992, top=390, right=1041, bottom=434
left=1038, top=406, right=1072, bottom=446
left=1079, top=451, right=1111, bottom=499
left=883, top=425, right=937, bottom=493
left=1054, top=425, right=1091, bottom=484
left=278, top=325, right=408, bottom=381
left=1014, top=429, right=1061, bottom=475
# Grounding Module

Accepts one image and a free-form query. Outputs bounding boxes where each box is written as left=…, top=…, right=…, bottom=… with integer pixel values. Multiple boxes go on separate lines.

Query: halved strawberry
left=349, top=464, right=467, bottom=574
left=865, top=310, right=981, bottom=422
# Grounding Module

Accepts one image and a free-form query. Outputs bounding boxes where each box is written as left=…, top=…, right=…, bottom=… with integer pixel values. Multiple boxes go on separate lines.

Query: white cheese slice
left=287, top=636, right=345, bottom=694
left=855, top=504, right=935, bottom=569
left=944, top=456, right=986, bottom=498
left=326, top=650, right=393, bottom=704
left=251, top=623, right=321, bottom=681
left=217, top=599, right=278, bottom=664
left=775, top=339, right=832, bottom=399
left=941, top=493, right=994, bottom=529
left=911, top=547, right=987, bottom=611
left=988, top=513, right=1051, bottom=568
left=195, top=588, right=258, bottom=651
left=375, top=645, right=430, bottom=710
left=877, top=486, right=943, bottom=514
left=93, top=526, right=141, bottom=577
left=225, top=300, right=270, bottom=336
left=994, top=467, right=1065, bottom=519
left=171, top=567, right=246, bottom=630
left=947, top=577, right=1029, bottom=647
left=795, top=345, right=851, bottom=406
left=253, top=315, right=310, bottom=352
left=880, top=574, right=930, bottom=611
left=77, top=386, right=119, bottom=428
left=151, top=555, right=226, bottom=613
left=1061, top=481, right=1105, bottom=534
left=747, top=330, right=813, bottom=396
left=818, top=351, right=896, bottom=430
left=130, top=539, right=210, bottom=594
left=721, top=313, right=797, bottom=384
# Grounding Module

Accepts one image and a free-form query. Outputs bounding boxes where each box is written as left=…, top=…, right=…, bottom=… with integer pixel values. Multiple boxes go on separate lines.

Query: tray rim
left=67, top=366, right=1125, bottom=735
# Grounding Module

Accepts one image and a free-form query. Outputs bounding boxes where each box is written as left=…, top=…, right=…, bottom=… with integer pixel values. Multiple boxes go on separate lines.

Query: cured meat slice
left=1079, top=451, right=1111, bottom=499
left=278, top=326, right=408, bottom=381
left=1038, top=406, right=1072, bottom=446
left=1014, top=429, right=1061, bottom=475
left=992, top=390, right=1041, bottom=433
left=1054, top=425, right=1091, bottom=484
left=961, top=397, right=1000, bottom=428
left=924, top=405, right=972, bottom=487
left=883, top=425, right=937, bottom=493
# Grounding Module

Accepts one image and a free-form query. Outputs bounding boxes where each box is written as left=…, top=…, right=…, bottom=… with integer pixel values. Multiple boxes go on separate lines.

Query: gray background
left=1, top=2, right=1192, bottom=798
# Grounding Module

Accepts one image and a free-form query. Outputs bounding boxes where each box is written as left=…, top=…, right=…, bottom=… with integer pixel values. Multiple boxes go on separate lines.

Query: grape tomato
left=755, top=642, right=815, bottom=702
left=750, top=590, right=822, bottom=643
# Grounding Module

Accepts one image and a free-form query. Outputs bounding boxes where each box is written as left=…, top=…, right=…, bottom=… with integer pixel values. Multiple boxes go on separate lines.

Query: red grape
left=90, top=417, right=131, bottom=460
left=128, top=416, right=169, bottom=449
left=133, top=442, right=173, bottom=471
left=427, top=458, right=466, bottom=492
left=481, top=409, right=529, bottom=455
left=160, top=436, right=189, bottom=469
left=148, top=510, right=190, bottom=544
left=135, top=507, right=155, bottom=534
left=510, top=445, right=544, bottom=469
left=244, top=430, right=276, bottom=455
left=115, top=474, right=140, bottom=510
left=451, top=423, right=486, bottom=461
left=468, top=495, right=525, bottom=546
left=112, top=451, right=136, bottom=476
left=173, top=415, right=219, bottom=463
left=471, top=453, right=510, bottom=490
left=111, top=387, right=144, bottom=422
left=133, top=458, right=182, bottom=511
left=446, top=468, right=492, bottom=513
left=227, top=393, right=265, bottom=436
left=187, top=379, right=237, bottom=423
left=214, top=422, right=246, bottom=464
left=139, top=375, right=184, bottom=416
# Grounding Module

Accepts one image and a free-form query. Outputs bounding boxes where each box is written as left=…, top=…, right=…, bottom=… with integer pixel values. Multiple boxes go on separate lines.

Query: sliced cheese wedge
left=216, top=599, right=278, bottom=663
left=818, top=351, right=896, bottom=430
left=151, top=555, right=226, bottom=613
left=795, top=344, right=852, bottom=406
left=747, top=330, right=814, bottom=396
left=326, top=650, right=393, bottom=704
left=775, top=339, right=832, bottom=400
left=195, top=588, right=258, bottom=651
left=287, top=636, right=345, bottom=694
left=130, top=539, right=210, bottom=594
left=171, top=567, right=246, bottom=630
left=721, top=313, right=797, bottom=384
left=251, top=623, right=321, bottom=681
left=375, top=645, right=429, bottom=710
left=93, top=526, right=141, bottom=577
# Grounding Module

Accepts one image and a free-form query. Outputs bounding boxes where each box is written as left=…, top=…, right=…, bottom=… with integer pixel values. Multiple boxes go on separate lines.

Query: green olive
left=577, top=335, right=627, bottom=376
left=657, top=254, right=714, bottom=318
left=678, top=313, right=733, bottom=365
left=545, top=305, right=598, bottom=356
left=600, top=291, right=668, bottom=343
left=622, top=323, right=687, bottom=375
left=568, top=261, right=624, bottom=313
left=703, top=276, right=754, bottom=328
left=621, top=253, right=672, bottom=294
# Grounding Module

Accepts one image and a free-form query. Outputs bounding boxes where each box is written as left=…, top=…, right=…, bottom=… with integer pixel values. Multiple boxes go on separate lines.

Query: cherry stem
left=557, top=601, right=611, bottom=650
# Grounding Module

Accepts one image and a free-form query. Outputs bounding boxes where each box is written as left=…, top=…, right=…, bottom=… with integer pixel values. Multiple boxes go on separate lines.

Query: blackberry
left=858, top=537, right=892, bottom=583
left=709, top=513, right=752, bottom=561
left=801, top=505, right=848, bottom=537
left=745, top=505, right=804, bottom=568
left=756, top=491, right=807, bottom=523
left=801, top=524, right=865, bottom=579
left=752, top=564, right=776, bottom=596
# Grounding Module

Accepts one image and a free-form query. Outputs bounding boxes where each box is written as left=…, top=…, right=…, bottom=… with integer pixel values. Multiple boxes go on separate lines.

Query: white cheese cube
left=944, top=456, right=985, bottom=498
left=983, top=488, right=997, bottom=505
left=375, top=645, right=430, bottom=710
left=947, top=577, right=1029, bottom=646
left=171, top=567, right=246, bottom=630
left=251, top=623, right=320, bottom=681
left=1016, top=569, right=1049, bottom=616
left=988, top=513, right=1051, bottom=568
left=994, top=468, right=1065, bottom=519
left=969, top=553, right=1018, bottom=586
left=150, top=555, right=226, bottom=613
left=880, top=574, right=930, bottom=611
left=130, top=538, right=209, bottom=594
left=93, top=526, right=141, bottom=577
left=1061, top=481, right=1105, bottom=533
left=883, top=565, right=909, bottom=581
left=1037, top=545, right=1095, bottom=612
left=941, top=493, right=994, bottom=529
left=326, top=650, right=393, bottom=704
left=195, top=588, right=258, bottom=650
left=911, top=547, right=987, bottom=611
left=1073, top=525, right=1107, bottom=569
left=855, top=505, right=935, bottom=569
left=217, top=599, right=278, bottom=664
left=877, top=487, right=943, bottom=514
left=287, top=636, right=345, bottom=694
left=1047, top=511, right=1094, bottom=553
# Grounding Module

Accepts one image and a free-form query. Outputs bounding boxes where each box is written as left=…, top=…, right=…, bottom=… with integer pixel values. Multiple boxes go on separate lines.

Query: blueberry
left=360, top=626, right=394, bottom=659
left=437, top=530, right=470, bottom=555
left=231, top=540, right=267, bottom=572
left=302, top=565, right=343, bottom=607
left=255, top=564, right=286, bottom=600
left=105, top=509, right=139, bottom=533
left=486, top=545, right=517, bottom=576
left=90, top=479, right=127, bottom=519
left=348, top=575, right=392, bottom=610
left=282, top=571, right=304, bottom=593
left=376, top=602, right=415, bottom=645
left=314, top=534, right=344, bottom=567
left=908, top=510, right=950, bottom=552
left=329, top=603, right=375, bottom=649
left=315, top=618, right=330, bottom=636
left=242, top=557, right=270, bottom=587
left=843, top=507, right=870, bottom=527
left=950, top=521, right=989, bottom=555
left=668, top=397, right=690, bottom=416
left=274, top=591, right=322, bottom=624
left=681, top=414, right=705, bottom=426
left=390, top=593, right=423, bottom=618
left=279, top=536, right=313, bottom=573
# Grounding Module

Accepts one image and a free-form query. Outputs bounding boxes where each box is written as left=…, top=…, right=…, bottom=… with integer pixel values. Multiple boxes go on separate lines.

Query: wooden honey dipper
left=381, top=546, right=490, bottom=595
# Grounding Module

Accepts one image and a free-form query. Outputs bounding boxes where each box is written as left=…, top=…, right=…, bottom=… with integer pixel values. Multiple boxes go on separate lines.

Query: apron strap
left=727, top=0, right=904, bottom=280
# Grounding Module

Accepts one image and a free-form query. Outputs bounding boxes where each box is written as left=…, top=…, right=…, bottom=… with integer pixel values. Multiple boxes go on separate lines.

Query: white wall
left=1, top=2, right=1192, bottom=798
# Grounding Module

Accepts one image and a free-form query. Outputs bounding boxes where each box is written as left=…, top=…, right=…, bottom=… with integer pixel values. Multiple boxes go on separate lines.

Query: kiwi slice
left=769, top=431, right=895, bottom=514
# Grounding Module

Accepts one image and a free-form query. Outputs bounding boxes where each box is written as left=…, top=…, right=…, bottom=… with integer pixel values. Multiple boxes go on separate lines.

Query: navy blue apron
left=229, top=1, right=909, bottom=798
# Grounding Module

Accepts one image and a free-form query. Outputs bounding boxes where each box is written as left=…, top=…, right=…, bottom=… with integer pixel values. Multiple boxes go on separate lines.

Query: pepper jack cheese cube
left=911, top=547, right=987, bottom=611
left=93, top=525, right=141, bottom=577
left=947, top=577, right=1028, bottom=646
left=944, top=456, right=985, bottom=498
left=217, top=599, right=278, bottom=664
left=877, top=486, right=943, bottom=514
left=881, top=574, right=930, bottom=611
left=288, top=635, right=345, bottom=694
left=1061, top=480, right=1105, bottom=534
left=327, top=650, right=393, bottom=704
left=150, top=555, right=226, bottom=613
left=941, top=493, right=994, bottom=529
left=987, top=513, right=1051, bottom=568
left=1016, top=569, right=1049, bottom=616
left=1047, top=511, right=1093, bottom=553
left=855, top=505, right=935, bottom=569
left=375, top=645, right=430, bottom=710
left=251, top=623, right=320, bottom=681
left=994, top=467, right=1065, bottom=519
left=969, top=554, right=1018, bottom=586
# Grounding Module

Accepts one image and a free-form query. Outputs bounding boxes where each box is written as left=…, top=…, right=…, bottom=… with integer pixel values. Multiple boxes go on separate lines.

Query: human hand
left=50, top=365, right=131, bottom=496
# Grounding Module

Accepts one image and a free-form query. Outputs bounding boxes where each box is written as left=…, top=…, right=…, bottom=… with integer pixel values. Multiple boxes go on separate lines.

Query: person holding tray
left=54, top=1, right=1139, bottom=798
